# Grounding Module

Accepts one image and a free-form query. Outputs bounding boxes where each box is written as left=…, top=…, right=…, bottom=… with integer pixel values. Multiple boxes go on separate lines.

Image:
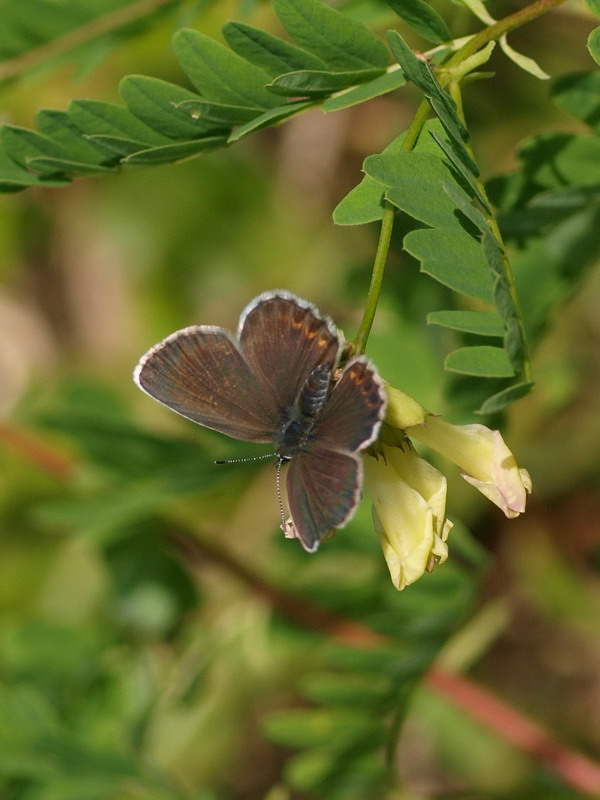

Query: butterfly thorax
left=276, top=363, right=332, bottom=459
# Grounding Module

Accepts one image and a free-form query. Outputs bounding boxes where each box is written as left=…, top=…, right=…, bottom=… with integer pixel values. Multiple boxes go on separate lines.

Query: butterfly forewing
left=134, top=327, right=280, bottom=442
left=239, top=292, right=339, bottom=415
left=286, top=447, right=362, bottom=552
left=312, top=357, right=387, bottom=453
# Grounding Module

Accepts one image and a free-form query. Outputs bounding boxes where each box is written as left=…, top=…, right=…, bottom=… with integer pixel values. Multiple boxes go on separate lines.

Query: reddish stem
left=172, top=529, right=600, bottom=796
left=427, top=667, right=600, bottom=795
left=5, top=428, right=600, bottom=795
left=0, top=423, right=74, bottom=480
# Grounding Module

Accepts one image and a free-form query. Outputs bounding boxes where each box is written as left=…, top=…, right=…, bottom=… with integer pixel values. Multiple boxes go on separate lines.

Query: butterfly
left=134, top=290, right=387, bottom=552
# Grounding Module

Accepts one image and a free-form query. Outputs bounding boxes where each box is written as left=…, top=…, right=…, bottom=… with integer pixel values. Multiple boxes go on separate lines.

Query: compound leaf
left=273, top=0, right=389, bottom=70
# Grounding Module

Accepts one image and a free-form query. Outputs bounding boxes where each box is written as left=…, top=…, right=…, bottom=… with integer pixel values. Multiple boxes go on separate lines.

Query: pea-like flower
left=364, top=443, right=452, bottom=591
left=366, top=385, right=531, bottom=589
left=385, top=385, right=531, bottom=518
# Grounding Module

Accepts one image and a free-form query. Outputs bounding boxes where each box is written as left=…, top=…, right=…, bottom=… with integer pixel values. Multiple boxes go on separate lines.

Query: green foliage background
left=1, top=0, right=600, bottom=798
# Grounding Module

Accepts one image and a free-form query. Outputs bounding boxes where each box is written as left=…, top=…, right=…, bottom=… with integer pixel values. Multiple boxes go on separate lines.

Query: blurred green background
left=1, top=1, right=600, bottom=798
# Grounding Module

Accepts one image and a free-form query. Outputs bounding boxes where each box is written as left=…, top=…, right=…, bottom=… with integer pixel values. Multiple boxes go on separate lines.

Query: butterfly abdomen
left=277, top=364, right=333, bottom=457
left=299, top=364, right=332, bottom=418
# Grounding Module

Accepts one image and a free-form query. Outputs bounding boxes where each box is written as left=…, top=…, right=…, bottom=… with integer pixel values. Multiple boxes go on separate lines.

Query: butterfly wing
left=238, top=291, right=340, bottom=414
left=285, top=357, right=387, bottom=551
left=313, top=357, right=387, bottom=453
left=134, top=326, right=281, bottom=442
left=286, top=447, right=361, bottom=552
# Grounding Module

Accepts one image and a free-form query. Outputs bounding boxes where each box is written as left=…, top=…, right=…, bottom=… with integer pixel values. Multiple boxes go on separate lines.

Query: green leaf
left=284, top=749, right=338, bottom=793
left=322, top=68, right=406, bottom=112
left=0, top=148, right=70, bottom=191
left=386, top=31, right=477, bottom=176
left=286, top=749, right=385, bottom=795
left=587, top=0, right=600, bottom=16
left=427, top=310, right=505, bottom=336
left=499, top=35, right=550, bottom=80
left=333, top=119, right=446, bottom=225
left=431, top=132, right=491, bottom=212
left=119, top=75, right=221, bottom=139
left=0, top=0, right=177, bottom=85
left=404, top=227, right=495, bottom=302
left=84, top=135, right=154, bottom=157
left=513, top=205, right=600, bottom=341
left=26, top=156, right=115, bottom=176
left=552, top=70, right=600, bottom=132
left=0, top=124, right=72, bottom=172
left=35, top=109, right=117, bottom=165
left=509, top=133, right=600, bottom=191
left=0, top=0, right=87, bottom=50
left=365, top=150, right=470, bottom=230
left=588, top=27, right=600, bottom=66
left=267, top=67, right=384, bottom=97
left=123, top=137, right=228, bottom=164
left=173, top=28, right=280, bottom=110
left=500, top=184, right=600, bottom=238
left=333, top=174, right=387, bottom=225
left=264, top=709, right=378, bottom=748
left=273, top=0, right=390, bottom=70
left=444, top=346, right=515, bottom=377
left=299, top=672, right=393, bottom=707
left=477, top=381, right=535, bottom=414
left=222, top=20, right=328, bottom=76
left=176, top=99, right=262, bottom=125
left=228, top=101, right=313, bottom=142
left=384, top=0, right=452, bottom=44
left=503, top=315, right=524, bottom=371
left=68, top=99, right=169, bottom=145
left=454, top=0, right=496, bottom=24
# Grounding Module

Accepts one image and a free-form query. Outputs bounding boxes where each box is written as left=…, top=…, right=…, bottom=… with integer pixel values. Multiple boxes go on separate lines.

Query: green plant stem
left=0, top=0, right=180, bottom=84
left=353, top=99, right=430, bottom=354
left=353, top=0, right=568, bottom=356
left=447, top=0, right=568, bottom=67
left=353, top=202, right=395, bottom=355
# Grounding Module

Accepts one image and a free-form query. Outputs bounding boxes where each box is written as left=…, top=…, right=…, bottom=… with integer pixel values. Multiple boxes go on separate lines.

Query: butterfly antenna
left=275, top=458, right=287, bottom=530
left=214, top=452, right=275, bottom=465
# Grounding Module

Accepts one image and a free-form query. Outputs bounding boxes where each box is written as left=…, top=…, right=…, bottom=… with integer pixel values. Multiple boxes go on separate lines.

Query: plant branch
left=352, top=202, right=395, bottom=356
left=171, top=526, right=600, bottom=797
left=428, top=667, right=600, bottom=796
left=353, top=99, right=430, bottom=354
left=8, top=426, right=599, bottom=795
left=0, top=0, right=180, bottom=84
left=353, top=0, right=567, bottom=357
left=0, top=422, right=75, bottom=479
left=447, top=0, right=568, bottom=67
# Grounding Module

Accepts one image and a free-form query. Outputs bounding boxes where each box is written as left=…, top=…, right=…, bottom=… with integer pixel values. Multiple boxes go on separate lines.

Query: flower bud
left=406, top=416, right=531, bottom=518
left=364, top=444, right=452, bottom=590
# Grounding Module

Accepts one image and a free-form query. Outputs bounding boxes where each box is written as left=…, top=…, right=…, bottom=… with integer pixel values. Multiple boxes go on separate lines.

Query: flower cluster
left=364, top=386, right=531, bottom=590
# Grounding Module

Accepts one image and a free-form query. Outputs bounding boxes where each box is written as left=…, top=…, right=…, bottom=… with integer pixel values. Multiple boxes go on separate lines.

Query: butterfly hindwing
left=286, top=447, right=362, bottom=552
left=313, top=357, right=387, bottom=453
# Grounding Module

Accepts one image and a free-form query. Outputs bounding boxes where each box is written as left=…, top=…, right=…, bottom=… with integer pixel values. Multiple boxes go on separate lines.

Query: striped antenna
left=214, top=452, right=275, bottom=465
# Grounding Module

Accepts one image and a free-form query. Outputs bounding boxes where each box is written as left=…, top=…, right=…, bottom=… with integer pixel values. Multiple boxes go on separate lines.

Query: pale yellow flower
left=364, top=444, right=452, bottom=590
left=385, top=385, right=531, bottom=518
left=406, top=417, right=531, bottom=518
left=365, top=384, right=530, bottom=590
